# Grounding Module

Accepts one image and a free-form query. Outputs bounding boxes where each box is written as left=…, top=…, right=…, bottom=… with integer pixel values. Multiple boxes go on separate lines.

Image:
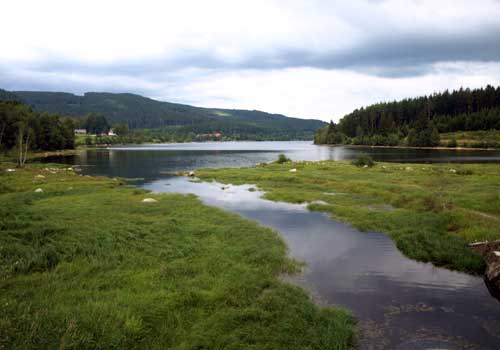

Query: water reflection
left=144, top=177, right=500, bottom=350
left=43, top=142, right=500, bottom=184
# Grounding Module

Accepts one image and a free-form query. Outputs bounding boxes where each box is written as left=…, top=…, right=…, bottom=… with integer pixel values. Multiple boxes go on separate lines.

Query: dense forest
left=315, top=85, right=500, bottom=147
left=0, top=101, right=75, bottom=165
left=0, top=90, right=325, bottom=140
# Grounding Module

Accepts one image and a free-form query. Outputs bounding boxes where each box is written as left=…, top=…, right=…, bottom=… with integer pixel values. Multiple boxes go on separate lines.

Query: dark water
left=45, top=141, right=500, bottom=349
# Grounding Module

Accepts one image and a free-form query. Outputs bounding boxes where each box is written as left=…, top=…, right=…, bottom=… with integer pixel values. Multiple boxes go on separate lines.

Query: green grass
left=197, top=160, right=500, bottom=274
left=75, top=134, right=95, bottom=147
left=213, top=111, right=232, bottom=117
left=440, top=130, right=500, bottom=148
left=0, top=163, right=355, bottom=349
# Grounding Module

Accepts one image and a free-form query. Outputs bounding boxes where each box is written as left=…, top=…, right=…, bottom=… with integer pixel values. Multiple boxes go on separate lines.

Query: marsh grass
left=0, top=163, right=355, bottom=349
left=198, top=161, right=500, bottom=273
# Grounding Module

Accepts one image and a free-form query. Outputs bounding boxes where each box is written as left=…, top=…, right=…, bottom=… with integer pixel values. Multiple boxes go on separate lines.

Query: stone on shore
left=142, top=198, right=158, bottom=203
left=470, top=240, right=500, bottom=297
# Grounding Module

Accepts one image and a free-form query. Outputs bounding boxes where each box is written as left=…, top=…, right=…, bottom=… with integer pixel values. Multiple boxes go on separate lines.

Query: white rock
left=35, top=175, right=45, bottom=178
left=494, top=251, right=500, bottom=257
left=363, top=165, right=369, bottom=168
left=6, top=168, right=16, bottom=172
left=289, top=168, right=297, bottom=172
left=34, top=188, right=43, bottom=193
left=469, top=241, right=489, bottom=247
left=449, top=169, right=457, bottom=173
left=310, top=200, right=329, bottom=206
left=142, top=198, right=158, bottom=203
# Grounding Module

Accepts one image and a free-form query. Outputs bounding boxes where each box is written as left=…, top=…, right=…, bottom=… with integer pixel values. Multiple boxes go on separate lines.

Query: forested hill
left=0, top=89, right=325, bottom=140
left=315, top=85, right=500, bottom=147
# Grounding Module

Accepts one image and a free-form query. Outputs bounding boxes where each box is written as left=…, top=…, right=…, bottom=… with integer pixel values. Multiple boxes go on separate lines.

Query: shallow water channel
left=145, top=177, right=500, bottom=350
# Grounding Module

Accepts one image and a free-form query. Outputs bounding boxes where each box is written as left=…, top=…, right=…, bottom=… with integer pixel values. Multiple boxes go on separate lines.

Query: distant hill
left=0, top=89, right=326, bottom=140
left=0, top=89, right=20, bottom=102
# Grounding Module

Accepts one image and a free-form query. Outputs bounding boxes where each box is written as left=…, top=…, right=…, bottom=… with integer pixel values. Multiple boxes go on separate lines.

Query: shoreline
left=197, top=160, right=500, bottom=276
left=318, top=143, right=500, bottom=151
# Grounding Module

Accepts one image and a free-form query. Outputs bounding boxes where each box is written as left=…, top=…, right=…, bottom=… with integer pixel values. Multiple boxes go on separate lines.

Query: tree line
left=0, top=101, right=75, bottom=166
left=315, top=85, right=500, bottom=147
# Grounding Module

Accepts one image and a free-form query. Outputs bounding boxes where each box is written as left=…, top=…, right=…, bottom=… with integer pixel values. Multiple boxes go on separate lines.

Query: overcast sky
left=1, top=0, right=500, bottom=121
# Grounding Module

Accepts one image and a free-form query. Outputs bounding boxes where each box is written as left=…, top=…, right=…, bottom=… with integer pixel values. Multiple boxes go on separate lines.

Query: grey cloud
left=18, top=24, right=500, bottom=81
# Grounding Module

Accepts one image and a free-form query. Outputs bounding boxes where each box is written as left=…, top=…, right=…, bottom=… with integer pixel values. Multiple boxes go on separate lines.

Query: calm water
left=43, top=141, right=500, bottom=182
left=45, top=141, right=500, bottom=349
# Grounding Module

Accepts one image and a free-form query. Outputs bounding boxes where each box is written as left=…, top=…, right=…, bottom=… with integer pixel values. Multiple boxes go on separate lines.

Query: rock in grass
left=289, top=168, right=297, bottom=173
left=6, top=168, right=16, bottom=172
left=35, top=175, right=45, bottom=178
left=142, top=198, right=158, bottom=203
left=34, top=188, right=44, bottom=193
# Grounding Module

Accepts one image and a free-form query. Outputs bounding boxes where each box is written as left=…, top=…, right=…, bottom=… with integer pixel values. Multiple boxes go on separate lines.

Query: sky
left=1, top=0, right=500, bottom=122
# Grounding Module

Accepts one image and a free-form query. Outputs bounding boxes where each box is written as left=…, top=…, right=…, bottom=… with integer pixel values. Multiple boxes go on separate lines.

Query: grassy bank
left=440, top=130, right=500, bottom=148
left=198, top=160, right=500, bottom=274
left=0, top=164, right=355, bottom=349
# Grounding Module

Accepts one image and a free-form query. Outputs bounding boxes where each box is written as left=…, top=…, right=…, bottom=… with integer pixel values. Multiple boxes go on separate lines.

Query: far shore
left=319, top=143, right=500, bottom=151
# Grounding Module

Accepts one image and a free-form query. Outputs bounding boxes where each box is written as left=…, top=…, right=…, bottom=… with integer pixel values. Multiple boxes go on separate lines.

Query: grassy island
left=0, top=164, right=355, bottom=349
left=198, top=160, right=500, bottom=274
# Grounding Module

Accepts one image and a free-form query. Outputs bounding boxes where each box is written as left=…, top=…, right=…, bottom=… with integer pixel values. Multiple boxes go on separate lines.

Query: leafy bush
left=276, top=154, right=291, bottom=164
left=351, top=153, right=375, bottom=167
left=447, top=138, right=458, bottom=148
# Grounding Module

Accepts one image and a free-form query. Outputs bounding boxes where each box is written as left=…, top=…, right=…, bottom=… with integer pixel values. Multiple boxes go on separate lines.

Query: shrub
left=276, top=154, right=291, bottom=164
left=447, top=138, right=458, bottom=148
left=351, top=153, right=375, bottom=167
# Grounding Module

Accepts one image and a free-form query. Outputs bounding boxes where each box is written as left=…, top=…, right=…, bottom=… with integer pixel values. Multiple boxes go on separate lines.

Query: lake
left=45, top=141, right=500, bottom=349
left=44, top=141, right=500, bottom=182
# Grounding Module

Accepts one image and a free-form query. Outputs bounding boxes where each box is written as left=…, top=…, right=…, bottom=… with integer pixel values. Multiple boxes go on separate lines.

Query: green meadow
left=198, top=160, right=500, bottom=274
left=0, top=164, right=355, bottom=349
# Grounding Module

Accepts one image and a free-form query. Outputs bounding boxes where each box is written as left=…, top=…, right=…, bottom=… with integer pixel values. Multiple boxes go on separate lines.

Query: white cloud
left=1, top=0, right=500, bottom=121
left=169, top=63, right=500, bottom=120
